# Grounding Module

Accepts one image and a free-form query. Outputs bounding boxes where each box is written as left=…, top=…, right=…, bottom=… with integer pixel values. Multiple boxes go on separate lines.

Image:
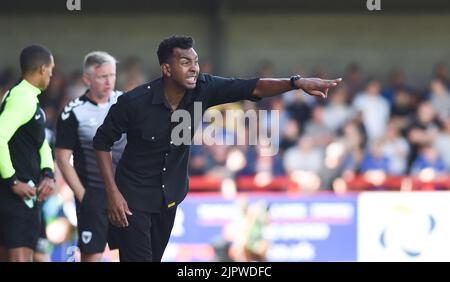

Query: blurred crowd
left=192, top=61, right=450, bottom=195
left=2, top=58, right=450, bottom=195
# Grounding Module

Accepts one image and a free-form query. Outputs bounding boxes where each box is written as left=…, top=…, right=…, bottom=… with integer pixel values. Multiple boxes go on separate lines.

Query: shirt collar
left=151, top=78, right=165, bottom=105
left=82, top=89, right=116, bottom=106
left=21, top=79, right=42, bottom=97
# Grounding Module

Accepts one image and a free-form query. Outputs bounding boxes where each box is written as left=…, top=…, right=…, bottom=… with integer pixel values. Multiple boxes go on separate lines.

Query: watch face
left=290, top=75, right=301, bottom=89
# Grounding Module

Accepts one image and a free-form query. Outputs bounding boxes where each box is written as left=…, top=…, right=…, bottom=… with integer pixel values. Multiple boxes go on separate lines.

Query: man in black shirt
left=93, top=35, right=341, bottom=262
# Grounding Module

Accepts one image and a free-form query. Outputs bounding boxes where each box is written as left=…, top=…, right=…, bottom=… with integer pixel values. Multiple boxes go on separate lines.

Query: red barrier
left=188, top=175, right=450, bottom=193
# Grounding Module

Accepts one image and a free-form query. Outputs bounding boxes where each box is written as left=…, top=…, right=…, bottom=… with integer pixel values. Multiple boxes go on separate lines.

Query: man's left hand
left=297, top=77, right=342, bottom=98
left=37, top=177, right=56, bottom=202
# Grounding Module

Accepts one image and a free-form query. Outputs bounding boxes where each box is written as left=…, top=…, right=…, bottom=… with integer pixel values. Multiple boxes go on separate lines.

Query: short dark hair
left=20, top=44, right=52, bottom=75
left=157, top=36, right=194, bottom=65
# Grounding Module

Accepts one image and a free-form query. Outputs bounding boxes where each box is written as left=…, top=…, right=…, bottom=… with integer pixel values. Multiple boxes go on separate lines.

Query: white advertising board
left=358, top=191, right=450, bottom=261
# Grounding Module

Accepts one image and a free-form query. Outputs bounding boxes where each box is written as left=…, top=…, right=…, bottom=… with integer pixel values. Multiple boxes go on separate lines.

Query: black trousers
left=75, top=188, right=119, bottom=254
left=116, top=207, right=177, bottom=262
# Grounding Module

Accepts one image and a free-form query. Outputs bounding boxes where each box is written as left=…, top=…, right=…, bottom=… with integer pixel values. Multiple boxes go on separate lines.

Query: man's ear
left=39, top=65, right=47, bottom=75
left=82, top=73, right=91, bottom=87
left=161, top=63, right=171, bottom=77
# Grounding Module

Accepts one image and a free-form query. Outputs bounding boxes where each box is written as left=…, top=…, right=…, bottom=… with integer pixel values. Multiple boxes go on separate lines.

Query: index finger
left=37, top=186, right=50, bottom=202
left=37, top=181, right=45, bottom=192
left=24, top=188, right=35, bottom=199
left=108, top=211, right=119, bottom=227
left=28, top=186, right=37, bottom=196
left=324, top=79, right=342, bottom=87
left=329, top=78, right=343, bottom=84
left=111, top=210, right=123, bottom=227
left=118, top=206, right=129, bottom=227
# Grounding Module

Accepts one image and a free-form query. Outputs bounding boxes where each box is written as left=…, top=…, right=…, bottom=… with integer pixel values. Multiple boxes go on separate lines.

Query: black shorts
left=116, top=206, right=177, bottom=262
left=75, top=188, right=118, bottom=254
left=0, top=186, right=41, bottom=250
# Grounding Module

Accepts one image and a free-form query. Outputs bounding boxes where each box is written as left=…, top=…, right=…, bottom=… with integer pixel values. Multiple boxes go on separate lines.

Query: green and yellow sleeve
left=0, top=90, right=36, bottom=179
left=39, top=139, right=55, bottom=172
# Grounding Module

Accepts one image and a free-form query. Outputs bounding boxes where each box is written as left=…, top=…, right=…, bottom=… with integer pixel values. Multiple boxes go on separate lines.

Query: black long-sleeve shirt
left=93, top=73, right=260, bottom=212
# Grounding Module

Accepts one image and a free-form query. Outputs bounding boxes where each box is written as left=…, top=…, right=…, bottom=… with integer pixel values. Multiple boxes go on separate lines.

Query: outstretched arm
left=252, top=76, right=342, bottom=99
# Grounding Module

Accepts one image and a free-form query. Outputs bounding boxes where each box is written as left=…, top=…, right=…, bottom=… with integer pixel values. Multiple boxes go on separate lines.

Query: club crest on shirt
left=81, top=231, right=92, bottom=244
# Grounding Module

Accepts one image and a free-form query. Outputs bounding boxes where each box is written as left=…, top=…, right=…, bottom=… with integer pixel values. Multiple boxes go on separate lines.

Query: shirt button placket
left=161, top=166, right=166, bottom=190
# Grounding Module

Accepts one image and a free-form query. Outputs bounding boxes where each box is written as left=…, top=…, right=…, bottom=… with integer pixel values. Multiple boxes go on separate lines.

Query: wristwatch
left=290, top=75, right=302, bottom=89
left=5, top=173, right=19, bottom=188
left=41, top=168, right=55, bottom=182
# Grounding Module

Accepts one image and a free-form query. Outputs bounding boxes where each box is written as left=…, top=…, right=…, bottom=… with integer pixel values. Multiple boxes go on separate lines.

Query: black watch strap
left=41, top=168, right=55, bottom=180
left=3, top=173, right=18, bottom=188
left=290, top=75, right=302, bottom=89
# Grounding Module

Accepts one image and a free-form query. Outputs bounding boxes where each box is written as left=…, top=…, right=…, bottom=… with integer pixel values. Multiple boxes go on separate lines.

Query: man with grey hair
left=55, top=51, right=126, bottom=262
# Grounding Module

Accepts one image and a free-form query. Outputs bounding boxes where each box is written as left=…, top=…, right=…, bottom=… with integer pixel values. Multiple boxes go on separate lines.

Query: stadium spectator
left=410, top=144, right=447, bottom=178
left=353, top=78, right=390, bottom=141
left=381, top=120, right=410, bottom=175
left=117, top=56, right=147, bottom=93
left=429, top=78, right=450, bottom=120
left=304, top=105, right=335, bottom=149
left=390, top=87, right=417, bottom=130
left=359, top=140, right=390, bottom=174
left=323, top=84, right=354, bottom=132
left=434, top=117, right=450, bottom=169
left=406, top=102, right=442, bottom=170
left=382, top=69, right=410, bottom=103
